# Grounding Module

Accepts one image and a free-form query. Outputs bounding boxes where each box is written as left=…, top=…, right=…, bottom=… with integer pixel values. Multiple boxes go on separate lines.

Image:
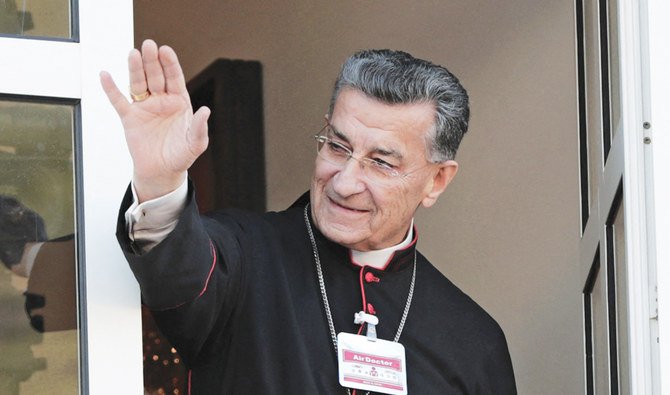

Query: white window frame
left=644, top=0, right=670, bottom=393
left=0, top=0, right=141, bottom=393
left=618, top=0, right=667, bottom=393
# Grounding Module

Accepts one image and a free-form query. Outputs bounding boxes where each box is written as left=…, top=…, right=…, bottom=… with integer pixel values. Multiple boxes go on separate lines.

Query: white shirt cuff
left=124, top=178, right=188, bottom=253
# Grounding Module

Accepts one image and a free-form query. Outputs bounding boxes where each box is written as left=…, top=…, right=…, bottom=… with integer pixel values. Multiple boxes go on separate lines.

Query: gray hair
left=328, top=49, right=469, bottom=162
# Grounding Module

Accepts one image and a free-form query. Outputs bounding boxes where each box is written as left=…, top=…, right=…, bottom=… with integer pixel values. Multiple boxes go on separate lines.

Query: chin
left=319, top=224, right=369, bottom=250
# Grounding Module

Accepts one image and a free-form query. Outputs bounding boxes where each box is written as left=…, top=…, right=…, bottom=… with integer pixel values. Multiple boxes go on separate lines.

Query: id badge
left=337, top=332, right=408, bottom=395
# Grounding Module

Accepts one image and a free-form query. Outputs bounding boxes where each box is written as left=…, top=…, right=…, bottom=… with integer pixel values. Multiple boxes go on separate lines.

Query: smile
left=327, top=197, right=370, bottom=213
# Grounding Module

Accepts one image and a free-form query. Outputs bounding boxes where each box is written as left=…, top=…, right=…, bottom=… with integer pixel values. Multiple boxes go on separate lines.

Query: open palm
left=100, top=40, right=210, bottom=201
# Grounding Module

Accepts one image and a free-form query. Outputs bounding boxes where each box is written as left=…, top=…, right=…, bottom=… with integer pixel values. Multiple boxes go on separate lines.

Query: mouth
left=327, top=197, right=370, bottom=213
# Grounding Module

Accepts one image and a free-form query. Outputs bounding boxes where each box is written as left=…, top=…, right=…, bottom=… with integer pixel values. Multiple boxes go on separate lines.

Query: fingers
left=189, top=106, right=211, bottom=156
left=141, top=39, right=166, bottom=95
left=99, top=71, right=130, bottom=116
left=159, top=46, right=188, bottom=96
left=128, top=49, right=148, bottom=97
left=128, top=40, right=188, bottom=99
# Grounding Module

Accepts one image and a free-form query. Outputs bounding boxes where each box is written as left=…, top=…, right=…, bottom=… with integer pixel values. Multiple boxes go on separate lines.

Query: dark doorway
left=140, top=59, right=265, bottom=395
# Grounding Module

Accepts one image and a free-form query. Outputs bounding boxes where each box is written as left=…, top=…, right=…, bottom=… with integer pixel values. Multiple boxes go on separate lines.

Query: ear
left=421, top=160, right=458, bottom=208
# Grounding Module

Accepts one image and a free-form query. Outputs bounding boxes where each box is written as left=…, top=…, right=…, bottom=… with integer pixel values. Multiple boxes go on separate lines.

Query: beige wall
left=134, top=1, right=583, bottom=393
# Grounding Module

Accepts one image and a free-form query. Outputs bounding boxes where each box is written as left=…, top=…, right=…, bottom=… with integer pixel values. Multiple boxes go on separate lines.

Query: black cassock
left=117, top=183, right=517, bottom=394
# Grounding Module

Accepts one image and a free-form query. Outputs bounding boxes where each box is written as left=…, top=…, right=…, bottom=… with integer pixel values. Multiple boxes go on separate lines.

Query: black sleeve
left=115, top=182, right=245, bottom=366
left=479, top=326, right=517, bottom=394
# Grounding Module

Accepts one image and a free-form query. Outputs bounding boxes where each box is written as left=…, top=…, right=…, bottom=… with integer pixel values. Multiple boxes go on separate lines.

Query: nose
left=331, top=157, right=367, bottom=196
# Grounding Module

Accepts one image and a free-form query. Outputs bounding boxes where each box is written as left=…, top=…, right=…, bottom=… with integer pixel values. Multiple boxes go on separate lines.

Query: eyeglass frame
left=313, top=122, right=435, bottom=182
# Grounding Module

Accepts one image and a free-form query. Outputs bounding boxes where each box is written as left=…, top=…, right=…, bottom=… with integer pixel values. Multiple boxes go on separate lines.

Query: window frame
left=0, top=0, right=141, bottom=392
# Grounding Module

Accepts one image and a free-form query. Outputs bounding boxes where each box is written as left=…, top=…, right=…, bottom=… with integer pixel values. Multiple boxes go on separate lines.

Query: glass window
left=590, top=262, right=610, bottom=394
left=584, top=0, right=603, bottom=223
left=612, top=197, right=628, bottom=391
left=607, top=0, right=622, bottom=141
left=0, top=97, right=79, bottom=394
left=576, top=0, right=590, bottom=231
left=0, top=0, right=73, bottom=39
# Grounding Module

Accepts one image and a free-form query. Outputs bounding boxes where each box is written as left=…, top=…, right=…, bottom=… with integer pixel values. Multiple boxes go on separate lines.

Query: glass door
left=576, top=1, right=629, bottom=392
left=0, top=0, right=140, bottom=393
left=0, top=96, right=80, bottom=394
left=576, top=0, right=661, bottom=393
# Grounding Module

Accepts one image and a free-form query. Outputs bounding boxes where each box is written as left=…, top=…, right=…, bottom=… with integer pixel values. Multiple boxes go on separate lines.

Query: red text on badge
left=343, top=350, right=402, bottom=371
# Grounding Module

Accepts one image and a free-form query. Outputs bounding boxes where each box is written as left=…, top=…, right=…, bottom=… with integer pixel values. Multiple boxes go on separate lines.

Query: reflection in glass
left=576, top=0, right=590, bottom=231
left=613, top=199, right=629, bottom=392
left=607, top=0, right=622, bottom=141
left=0, top=99, right=79, bottom=394
left=584, top=0, right=602, bottom=223
left=591, top=262, right=610, bottom=394
left=0, top=0, right=71, bottom=39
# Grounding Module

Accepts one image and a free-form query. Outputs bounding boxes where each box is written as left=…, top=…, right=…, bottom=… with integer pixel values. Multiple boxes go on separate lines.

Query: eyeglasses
left=313, top=124, right=430, bottom=183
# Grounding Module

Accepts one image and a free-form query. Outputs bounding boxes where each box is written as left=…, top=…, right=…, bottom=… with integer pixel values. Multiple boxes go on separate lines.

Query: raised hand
left=100, top=39, right=210, bottom=202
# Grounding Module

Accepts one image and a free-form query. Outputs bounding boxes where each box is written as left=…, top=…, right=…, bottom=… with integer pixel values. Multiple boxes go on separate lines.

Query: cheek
left=311, top=161, right=338, bottom=215
left=312, top=159, right=337, bottom=185
left=372, top=184, right=419, bottom=221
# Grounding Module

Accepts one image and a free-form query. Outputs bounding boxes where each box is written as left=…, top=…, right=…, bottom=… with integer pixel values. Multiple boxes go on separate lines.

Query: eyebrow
left=329, top=125, right=350, bottom=143
left=329, top=124, right=404, bottom=160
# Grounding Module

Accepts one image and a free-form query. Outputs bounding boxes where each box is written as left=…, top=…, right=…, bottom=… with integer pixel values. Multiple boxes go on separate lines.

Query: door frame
left=0, top=0, right=141, bottom=392
left=578, top=0, right=665, bottom=393
left=643, top=0, right=670, bottom=393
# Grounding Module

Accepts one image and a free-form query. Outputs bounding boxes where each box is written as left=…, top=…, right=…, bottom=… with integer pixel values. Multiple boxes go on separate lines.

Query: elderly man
left=101, top=40, right=516, bottom=394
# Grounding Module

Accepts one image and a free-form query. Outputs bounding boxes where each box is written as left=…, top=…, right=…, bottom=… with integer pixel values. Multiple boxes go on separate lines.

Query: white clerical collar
left=350, top=219, right=414, bottom=270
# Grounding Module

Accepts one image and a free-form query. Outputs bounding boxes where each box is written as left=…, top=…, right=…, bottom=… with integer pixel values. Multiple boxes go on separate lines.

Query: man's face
left=310, top=88, right=458, bottom=251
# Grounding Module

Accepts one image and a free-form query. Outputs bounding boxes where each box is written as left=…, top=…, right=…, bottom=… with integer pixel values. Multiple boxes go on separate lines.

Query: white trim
left=1, top=0, right=141, bottom=392
left=0, top=37, right=81, bottom=98
left=645, top=0, right=670, bottom=392
left=78, top=0, right=141, bottom=393
left=618, top=0, right=660, bottom=393
left=620, top=0, right=670, bottom=394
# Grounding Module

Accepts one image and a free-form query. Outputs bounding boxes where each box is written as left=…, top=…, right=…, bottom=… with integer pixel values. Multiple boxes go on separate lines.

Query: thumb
left=188, top=106, right=211, bottom=156
left=99, top=71, right=130, bottom=116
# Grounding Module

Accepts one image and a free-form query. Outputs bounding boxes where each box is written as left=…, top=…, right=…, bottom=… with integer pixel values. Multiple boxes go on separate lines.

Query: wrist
left=132, top=171, right=187, bottom=203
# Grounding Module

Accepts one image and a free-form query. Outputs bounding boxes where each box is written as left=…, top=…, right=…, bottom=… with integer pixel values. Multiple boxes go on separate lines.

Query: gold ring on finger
left=130, top=90, right=151, bottom=102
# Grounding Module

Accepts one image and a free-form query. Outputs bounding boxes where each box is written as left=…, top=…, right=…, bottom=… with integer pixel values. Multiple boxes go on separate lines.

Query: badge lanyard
left=304, top=205, right=416, bottom=395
